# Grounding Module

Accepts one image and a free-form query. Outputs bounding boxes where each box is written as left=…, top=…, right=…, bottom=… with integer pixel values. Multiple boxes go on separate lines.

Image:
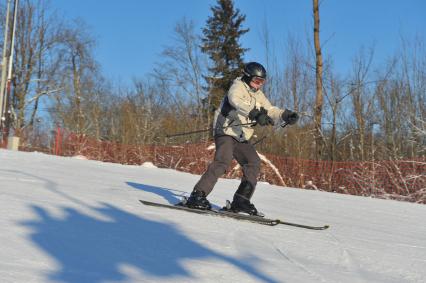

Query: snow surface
left=0, top=149, right=425, bottom=283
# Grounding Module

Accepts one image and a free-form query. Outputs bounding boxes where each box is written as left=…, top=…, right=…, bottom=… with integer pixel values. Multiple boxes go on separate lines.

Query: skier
left=186, top=62, right=299, bottom=215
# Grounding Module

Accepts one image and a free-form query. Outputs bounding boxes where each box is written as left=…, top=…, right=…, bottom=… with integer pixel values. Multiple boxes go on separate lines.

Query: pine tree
left=201, top=0, right=249, bottom=112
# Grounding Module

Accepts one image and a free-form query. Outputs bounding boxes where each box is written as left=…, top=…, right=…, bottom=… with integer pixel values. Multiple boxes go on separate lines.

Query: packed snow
left=0, top=149, right=425, bottom=283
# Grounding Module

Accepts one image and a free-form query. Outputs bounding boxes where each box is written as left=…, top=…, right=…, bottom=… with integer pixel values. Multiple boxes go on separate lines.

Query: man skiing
left=186, top=62, right=299, bottom=215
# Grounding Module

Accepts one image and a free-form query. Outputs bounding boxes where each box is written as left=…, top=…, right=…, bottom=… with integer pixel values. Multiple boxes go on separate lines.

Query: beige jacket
left=213, top=77, right=284, bottom=142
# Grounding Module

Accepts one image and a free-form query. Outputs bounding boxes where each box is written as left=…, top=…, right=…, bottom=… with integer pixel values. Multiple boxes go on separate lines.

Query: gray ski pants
left=194, top=135, right=261, bottom=197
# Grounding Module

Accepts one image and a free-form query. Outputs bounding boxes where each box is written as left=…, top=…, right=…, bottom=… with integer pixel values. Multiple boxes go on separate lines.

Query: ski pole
left=252, top=121, right=289, bottom=146
left=165, top=127, right=210, bottom=138
left=166, top=122, right=256, bottom=138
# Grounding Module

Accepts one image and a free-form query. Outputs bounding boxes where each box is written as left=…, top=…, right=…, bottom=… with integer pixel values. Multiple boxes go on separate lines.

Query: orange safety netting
left=15, top=130, right=426, bottom=204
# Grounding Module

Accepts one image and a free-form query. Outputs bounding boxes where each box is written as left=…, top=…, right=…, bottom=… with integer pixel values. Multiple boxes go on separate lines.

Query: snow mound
left=141, top=161, right=157, bottom=168
left=72, top=154, right=88, bottom=160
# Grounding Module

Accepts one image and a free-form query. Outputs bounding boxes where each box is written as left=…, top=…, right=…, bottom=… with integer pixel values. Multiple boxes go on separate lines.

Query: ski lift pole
left=0, top=0, right=12, bottom=128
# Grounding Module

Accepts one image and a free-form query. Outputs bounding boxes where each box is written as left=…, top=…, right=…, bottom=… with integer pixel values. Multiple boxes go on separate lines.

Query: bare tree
left=152, top=18, right=208, bottom=141
left=53, top=20, right=98, bottom=135
left=324, top=72, right=343, bottom=161
left=400, top=36, right=426, bottom=158
left=348, top=46, right=375, bottom=161
left=7, top=0, right=63, bottom=136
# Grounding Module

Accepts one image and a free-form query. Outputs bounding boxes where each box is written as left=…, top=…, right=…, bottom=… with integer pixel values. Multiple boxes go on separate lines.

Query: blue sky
left=54, top=0, right=426, bottom=85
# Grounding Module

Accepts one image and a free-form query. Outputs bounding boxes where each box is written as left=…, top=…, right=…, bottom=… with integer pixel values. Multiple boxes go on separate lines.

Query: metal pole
left=5, top=0, right=19, bottom=150
left=7, top=0, right=18, bottom=84
left=4, top=0, right=17, bottom=130
left=0, top=0, right=12, bottom=129
left=3, top=0, right=19, bottom=113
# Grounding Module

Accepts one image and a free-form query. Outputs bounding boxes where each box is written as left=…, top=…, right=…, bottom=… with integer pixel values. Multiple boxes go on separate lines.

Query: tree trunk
left=313, top=0, right=324, bottom=159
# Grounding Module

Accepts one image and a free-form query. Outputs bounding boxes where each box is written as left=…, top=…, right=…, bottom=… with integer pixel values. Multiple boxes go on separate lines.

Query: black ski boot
left=230, top=181, right=259, bottom=215
left=185, top=189, right=211, bottom=210
left=231, top=196, right=258, bottom=215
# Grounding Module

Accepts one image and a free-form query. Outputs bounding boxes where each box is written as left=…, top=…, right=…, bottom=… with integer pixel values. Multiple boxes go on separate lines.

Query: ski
left=139, top=200, right=329, bottom=230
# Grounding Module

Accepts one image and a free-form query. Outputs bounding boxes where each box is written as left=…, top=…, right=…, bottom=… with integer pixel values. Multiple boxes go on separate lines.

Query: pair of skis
left=139, top=199, right=329, bottom=230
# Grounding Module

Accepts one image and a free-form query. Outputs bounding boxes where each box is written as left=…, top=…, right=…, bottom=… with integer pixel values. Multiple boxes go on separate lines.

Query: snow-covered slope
left=0, top=149, right=425, bottom=283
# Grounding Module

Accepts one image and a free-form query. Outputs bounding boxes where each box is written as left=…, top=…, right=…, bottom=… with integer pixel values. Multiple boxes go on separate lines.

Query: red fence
left=19, top=130, right=426, bottom=204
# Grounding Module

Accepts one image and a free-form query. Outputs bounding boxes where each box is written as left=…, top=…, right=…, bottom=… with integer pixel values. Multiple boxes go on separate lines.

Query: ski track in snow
left=274, top=245, right=328, bottom=283
left=324, top=231, right=368, bottom=282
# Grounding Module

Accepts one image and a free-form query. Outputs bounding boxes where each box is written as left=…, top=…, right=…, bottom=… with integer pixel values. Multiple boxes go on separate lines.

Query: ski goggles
left=251, top=77, right=266, bottom=85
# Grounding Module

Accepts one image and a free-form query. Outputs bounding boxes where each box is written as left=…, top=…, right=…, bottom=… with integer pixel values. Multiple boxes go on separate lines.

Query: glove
left=281, top=109, right=299, bottom=125
left=249, top=107, right=274, bottom=126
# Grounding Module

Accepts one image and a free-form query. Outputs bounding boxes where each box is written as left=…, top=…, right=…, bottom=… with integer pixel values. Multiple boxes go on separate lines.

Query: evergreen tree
left=201, top=0, right=249, bottom=111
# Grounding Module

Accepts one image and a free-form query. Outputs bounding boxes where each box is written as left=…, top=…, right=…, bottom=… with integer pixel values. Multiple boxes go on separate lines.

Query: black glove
left=249, top=107, right=274, bottom=126
left=281, top=109, right=299, bottom=125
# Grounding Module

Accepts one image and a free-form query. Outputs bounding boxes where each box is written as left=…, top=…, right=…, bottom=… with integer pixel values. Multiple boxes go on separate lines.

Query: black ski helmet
left=243, top=62, right=267, bottom=80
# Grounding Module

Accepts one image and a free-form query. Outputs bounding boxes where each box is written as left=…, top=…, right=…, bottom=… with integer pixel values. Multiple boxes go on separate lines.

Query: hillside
left=0, top=149, right=425, bottom=283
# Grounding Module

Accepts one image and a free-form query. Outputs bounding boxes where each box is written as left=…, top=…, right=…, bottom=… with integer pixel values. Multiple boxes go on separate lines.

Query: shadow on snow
left=126, top=181, right=222, bottom=210
left=19, top=181, right=279, bottom=283
left=127, top=181, right=184, bottom=204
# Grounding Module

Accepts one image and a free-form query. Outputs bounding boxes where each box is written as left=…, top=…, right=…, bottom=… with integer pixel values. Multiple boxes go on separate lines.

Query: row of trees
left=1, top=0, right=425, bottom=162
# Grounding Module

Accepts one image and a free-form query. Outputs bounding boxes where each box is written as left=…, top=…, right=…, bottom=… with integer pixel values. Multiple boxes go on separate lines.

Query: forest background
left=0, top=0, right=425, bottom=164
